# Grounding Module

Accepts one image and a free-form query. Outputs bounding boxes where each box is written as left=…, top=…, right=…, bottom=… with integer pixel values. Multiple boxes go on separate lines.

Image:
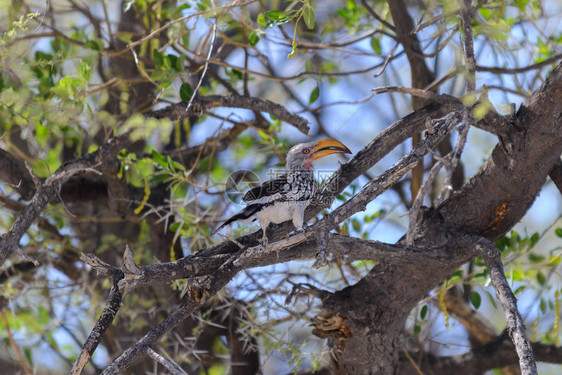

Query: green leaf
left=370, top=37, right=382, bottom=54
left=549, top=254, right=561, bottom=267
left=265, top=10, right=287, bottom=21
left=351, top=219, right=361, bottom=232
left=180, top=83, right=194, bottom=101
left=537, top=272, right=546, bottom=285
left=152, top=150, right=167, bottom=168
left=248, top=31, right=260, bottom=46
left=555, top=228, right=562, bottom=238
left=153, top=49, right=164, bottom=67
left=413, top=325, right=421, bottom=335
left=303, top=6, right=315, bottom=29
left=530, top=232, right=540, bottom=247
left=84, top=39, right=102, bottom=51
left=470, top=291, right=482, bottom=309
left=257, top=13, right=267, bottom=25
left=309, top=85, right=320, bottom=104
left=528, top=253, right=545, bottom=263
left=420, top=305, right=428, bottom=320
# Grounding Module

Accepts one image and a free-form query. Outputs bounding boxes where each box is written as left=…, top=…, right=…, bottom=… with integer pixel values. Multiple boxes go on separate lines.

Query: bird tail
left=212, top=204, right=265, bottom=235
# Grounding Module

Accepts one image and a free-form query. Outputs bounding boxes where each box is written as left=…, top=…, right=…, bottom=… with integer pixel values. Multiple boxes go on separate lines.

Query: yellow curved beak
left=310, top=139, right=352, bottom=161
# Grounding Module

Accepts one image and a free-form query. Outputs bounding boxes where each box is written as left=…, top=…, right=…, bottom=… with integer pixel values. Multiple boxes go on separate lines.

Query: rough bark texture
left=319, top=63, right=561, bottom=374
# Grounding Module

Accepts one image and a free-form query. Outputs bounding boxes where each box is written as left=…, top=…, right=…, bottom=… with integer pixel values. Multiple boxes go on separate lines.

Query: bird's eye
left=303, top=149, right=310, bottom=154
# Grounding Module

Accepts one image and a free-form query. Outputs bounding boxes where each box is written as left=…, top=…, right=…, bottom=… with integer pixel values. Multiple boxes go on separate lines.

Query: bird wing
left=242, top=174, right=291, bottom=204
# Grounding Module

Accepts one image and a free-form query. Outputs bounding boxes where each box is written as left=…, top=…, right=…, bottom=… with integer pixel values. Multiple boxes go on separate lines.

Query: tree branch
left=0, top=136, right=129, bottom=267
left=476, top=54, right=562, bottom=74
left=399, top=333, right=562, bottom=375
left=0, top=148, right=36, bottom=200
left=146, top=95, right=310, bottom=135
left=99, top=252, right=242, bottom=374
left=476, top=237, right=537, bottom=375
left=71, top=263, right=124, bottom=375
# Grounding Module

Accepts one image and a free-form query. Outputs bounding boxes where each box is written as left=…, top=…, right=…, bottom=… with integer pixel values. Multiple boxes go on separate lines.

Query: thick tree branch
left=433, top=62, right=562, bottom=239
left=146, top=95, right=310, bottom=135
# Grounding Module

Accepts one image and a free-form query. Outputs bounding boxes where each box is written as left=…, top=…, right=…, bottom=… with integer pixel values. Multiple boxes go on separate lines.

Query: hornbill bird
left=216, top=139, right=351, bottom=247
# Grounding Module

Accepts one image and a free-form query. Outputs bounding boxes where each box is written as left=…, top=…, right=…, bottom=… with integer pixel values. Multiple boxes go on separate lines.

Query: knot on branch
left=81, top=245, right=143, bottom=291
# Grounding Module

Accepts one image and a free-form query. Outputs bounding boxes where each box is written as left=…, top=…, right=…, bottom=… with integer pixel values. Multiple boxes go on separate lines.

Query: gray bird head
left=285, top=139, right=351, bottom=170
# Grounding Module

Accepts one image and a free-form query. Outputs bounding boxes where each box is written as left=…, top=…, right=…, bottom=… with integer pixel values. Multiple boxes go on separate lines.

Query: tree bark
left=319, top=63, right=561, bottom=374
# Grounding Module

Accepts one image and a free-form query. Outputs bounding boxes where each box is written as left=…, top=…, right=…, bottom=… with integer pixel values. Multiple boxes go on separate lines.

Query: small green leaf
left=153, top=49, right=164, bottom=67
left=549, top=254, right=561, bottom=267
left=530, top=232, right=540, bottom=247
left=413, top=325, right=421, bottom=335
left=257, top=13, right=267, bottom=25
left=370, top=37, right=382, bottom=54
left=537, top=272, right=546, bottom=285
left=265, top=10, right=287, bottom=21
left=555, top=228, right=562, bottom=238
left=470, top=291, right=482, bottom=309
left=420, top=305, right=428, bottom=320
left=309, top=85, right=320, bottom=104
left=84, top=39, right=102, bottom=51
left=152, top=150, right=167, bottom=168
left=248, top=31, right=260, bottom=46
left=528, top=253, right=545, bottom=263
left=180, top=83, right=193, bottom=101
left=303, top=6, right=315, bottom=29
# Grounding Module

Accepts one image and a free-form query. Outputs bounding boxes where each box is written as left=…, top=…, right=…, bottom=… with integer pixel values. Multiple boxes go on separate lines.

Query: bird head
left=286, top=139, right=351, bottom=170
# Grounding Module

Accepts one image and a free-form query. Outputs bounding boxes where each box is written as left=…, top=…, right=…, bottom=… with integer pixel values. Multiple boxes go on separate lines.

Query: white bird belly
left=256, top=201, right=308, bottom=228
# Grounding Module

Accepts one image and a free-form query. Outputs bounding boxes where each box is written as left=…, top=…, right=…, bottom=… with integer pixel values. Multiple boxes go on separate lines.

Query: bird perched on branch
left=216, top=139, right=351, bottom=247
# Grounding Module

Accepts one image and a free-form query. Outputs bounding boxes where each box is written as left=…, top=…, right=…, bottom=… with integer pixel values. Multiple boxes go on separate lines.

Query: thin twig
left=0, top=310, right=32, bottom=375
left=146, top=348, right=188, bottom=375
left=476, top=54, right=562, bottom=74
left=185, top=22, right=217, bottom=113
left=372, top=85, right=455, bottom=102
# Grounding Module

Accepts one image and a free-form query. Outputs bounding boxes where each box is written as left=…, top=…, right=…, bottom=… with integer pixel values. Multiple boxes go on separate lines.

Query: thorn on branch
left=146, top=348, right=188, bottom=375
left=123, top=244, right=142, bottom=276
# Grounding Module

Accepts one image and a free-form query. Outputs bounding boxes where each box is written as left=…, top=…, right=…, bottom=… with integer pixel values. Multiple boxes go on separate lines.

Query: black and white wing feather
left=242, top=175, right=291, bottom=204
left=215, top=171, right=316, bottom=233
